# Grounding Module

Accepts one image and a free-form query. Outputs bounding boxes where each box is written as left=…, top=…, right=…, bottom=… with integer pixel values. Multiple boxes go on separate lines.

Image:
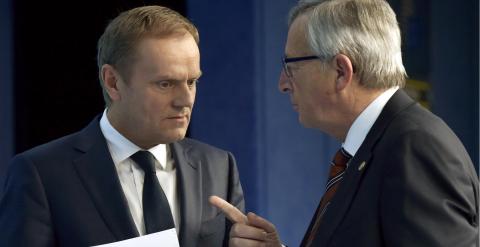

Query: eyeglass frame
left=282, top=54, right=356, bottom=78
left=282, top=55, right=320, bottom=78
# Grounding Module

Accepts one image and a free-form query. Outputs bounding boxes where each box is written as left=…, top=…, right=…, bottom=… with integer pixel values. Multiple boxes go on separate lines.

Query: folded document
left=92, top=228, right=179, bottom=247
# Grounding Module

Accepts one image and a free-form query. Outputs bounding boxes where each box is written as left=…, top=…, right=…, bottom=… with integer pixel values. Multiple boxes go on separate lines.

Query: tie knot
left=131, top=151, right=157, bottom=174
left=332, top=148, right=352, bottom=167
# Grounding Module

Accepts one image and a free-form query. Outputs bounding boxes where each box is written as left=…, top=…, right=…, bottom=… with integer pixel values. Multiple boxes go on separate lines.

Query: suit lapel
left=171, top=141, right=202, bottom=247
left=311, top=145, right=373, bottom=246
left=312, top=90, right=416, bottom=246
left=72, top=117, right=139, bottom=241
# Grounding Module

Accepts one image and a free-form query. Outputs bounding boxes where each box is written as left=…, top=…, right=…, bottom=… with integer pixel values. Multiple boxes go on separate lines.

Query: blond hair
left=97, top=5, right=199, bottom=106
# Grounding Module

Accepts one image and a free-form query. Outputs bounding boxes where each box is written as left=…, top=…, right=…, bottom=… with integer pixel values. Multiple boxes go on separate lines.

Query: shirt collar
left=99, top=109, right=168, bottom=170
left=342, top=87, right=399, bottom=156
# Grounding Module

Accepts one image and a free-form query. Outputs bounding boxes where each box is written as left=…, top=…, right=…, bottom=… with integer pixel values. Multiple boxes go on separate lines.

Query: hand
left=209, top=196, right=282, bottom=247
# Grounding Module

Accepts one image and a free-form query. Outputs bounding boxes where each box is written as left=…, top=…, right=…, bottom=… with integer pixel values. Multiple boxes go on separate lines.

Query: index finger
left=209, top=195, right=247, bottom=224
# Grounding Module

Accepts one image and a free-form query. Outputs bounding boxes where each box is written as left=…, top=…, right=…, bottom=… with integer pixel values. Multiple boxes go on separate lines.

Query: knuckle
left=230, top=224, right=240, bottom=237
left=229, top=237, right=241, bottom=247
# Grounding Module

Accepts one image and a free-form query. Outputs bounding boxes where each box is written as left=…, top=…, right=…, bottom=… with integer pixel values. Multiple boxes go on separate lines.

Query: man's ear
left=333, top=54, right=354, bottom=91
left=101, top=64, right=122, bottom=102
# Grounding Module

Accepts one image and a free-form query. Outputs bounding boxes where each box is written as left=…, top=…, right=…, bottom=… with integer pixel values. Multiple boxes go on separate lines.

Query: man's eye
left=157, top=81, right=174, bottom=89
left=187, top=79, right=198, bottom=87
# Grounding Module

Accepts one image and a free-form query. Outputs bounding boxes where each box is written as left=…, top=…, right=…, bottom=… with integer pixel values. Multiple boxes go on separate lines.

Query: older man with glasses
left=210, top=0, right=479, bottom=246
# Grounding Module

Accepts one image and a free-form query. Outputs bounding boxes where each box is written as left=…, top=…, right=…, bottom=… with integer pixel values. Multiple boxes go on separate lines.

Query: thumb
left=246, top=212, right=277, bottom=233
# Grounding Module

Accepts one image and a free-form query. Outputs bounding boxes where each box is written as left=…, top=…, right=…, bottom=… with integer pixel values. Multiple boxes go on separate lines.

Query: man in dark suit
left=210, top=0, right=479, bottom=246
left=0, top=6, right=244, bottom=247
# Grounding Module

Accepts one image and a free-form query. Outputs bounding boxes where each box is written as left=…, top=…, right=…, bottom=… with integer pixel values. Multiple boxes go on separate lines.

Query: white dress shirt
left=342, top=87, right=399, bottom=157
left=99, top=110, right=180, bottom=235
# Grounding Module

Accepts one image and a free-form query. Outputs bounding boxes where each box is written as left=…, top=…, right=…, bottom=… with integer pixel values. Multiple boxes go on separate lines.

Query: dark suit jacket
left=0, top=116, right=245, bottom=247
left=302, top=90, right=479, bottom=247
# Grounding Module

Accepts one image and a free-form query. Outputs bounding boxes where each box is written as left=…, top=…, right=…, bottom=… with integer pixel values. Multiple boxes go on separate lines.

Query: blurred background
left=0, top=0, right=478, bottom=245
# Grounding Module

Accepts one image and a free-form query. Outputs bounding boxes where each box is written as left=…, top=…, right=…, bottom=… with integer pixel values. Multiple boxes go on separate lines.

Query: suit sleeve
left=222, top=151, right=245, bottom=247
left=226, top=151, right=245, bottom=213
left=379, top=129, right=479, bottom=247
left=0, top=154, right=55, bottom=247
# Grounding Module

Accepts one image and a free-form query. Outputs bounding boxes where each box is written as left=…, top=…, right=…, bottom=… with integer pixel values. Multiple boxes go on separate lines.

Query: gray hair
left=289, top=0, right=407, bottom=89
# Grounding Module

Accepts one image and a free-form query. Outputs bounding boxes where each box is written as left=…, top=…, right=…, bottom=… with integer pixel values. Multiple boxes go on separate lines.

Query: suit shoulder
left=379, top=103, right=476, bottom=176
left=178, top=138, right=231, bottom=155
left=388, top=103, right=455, bottom=138
left=175, top=138, right=237, bottom=171
left=11, top=131, right=81, bottom=168
left=381, top=103, right=465, bottom=153
left=13, top=116, right=101, bottom=162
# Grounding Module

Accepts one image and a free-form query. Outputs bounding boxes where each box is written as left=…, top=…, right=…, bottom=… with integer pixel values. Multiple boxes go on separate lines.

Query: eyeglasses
left=282, top=55, right=320, bottom=78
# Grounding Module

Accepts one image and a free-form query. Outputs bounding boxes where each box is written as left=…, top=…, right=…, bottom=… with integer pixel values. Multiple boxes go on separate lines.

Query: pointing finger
left=209, top=195, right=247, bottom=224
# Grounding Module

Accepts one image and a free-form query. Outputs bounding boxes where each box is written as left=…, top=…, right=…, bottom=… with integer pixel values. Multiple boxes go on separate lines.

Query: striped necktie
left=303, top=148, right=352, bottom=247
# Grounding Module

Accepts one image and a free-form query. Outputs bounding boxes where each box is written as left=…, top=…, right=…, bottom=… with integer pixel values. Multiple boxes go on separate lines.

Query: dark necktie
left=303, top=148, right=352, bottom=247
left=130, top=151, right=175, bottom=234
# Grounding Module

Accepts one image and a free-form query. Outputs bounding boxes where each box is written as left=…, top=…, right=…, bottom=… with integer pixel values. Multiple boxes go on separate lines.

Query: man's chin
left=299, top=116, right=315, bottom=129
left=162, top=129, right=188, bottom=143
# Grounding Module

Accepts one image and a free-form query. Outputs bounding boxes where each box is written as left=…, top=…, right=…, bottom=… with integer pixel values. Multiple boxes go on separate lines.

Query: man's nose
left=278, top=70, right=292, bottom=93
left=173, top=83, right=195, bottom=108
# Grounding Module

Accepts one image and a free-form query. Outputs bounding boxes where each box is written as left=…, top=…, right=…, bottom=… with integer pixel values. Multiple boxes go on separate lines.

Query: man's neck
left=335, top=86, right=386, bottom=142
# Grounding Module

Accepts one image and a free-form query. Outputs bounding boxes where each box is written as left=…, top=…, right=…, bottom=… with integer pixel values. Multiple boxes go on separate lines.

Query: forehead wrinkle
left=286, top=15, right=311, bottom=57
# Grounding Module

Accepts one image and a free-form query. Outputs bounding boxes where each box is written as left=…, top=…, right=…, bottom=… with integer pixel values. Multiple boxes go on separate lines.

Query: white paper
left=92, top=228, right=179, bottom=247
